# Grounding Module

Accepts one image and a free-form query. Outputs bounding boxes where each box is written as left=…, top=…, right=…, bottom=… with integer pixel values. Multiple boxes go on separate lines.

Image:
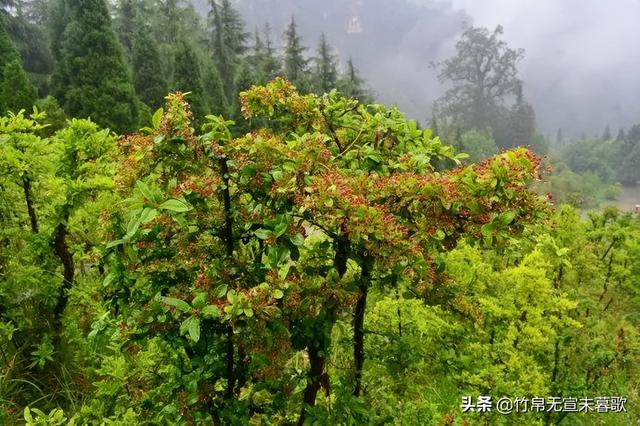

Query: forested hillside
left=1, top=1, right=639, bottom=425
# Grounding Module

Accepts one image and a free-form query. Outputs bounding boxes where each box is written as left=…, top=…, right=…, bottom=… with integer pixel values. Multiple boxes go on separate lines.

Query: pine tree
left=313, top=33, right=338, bottom=94
left=47, top=0, right=69, bottom=60
left=0, top=15, right=34, bottom=113
left=203, top=60, right=227, bottom=116
left=208, top=0, right=248, bottom=104
left=260, top=22, right=280, bottom=82
left=616, top=128, right=625, bottom=141
left=0, top=13, right=19, bottom=75
left=338, top=57, right=370, bottom=102
left=172, top=39, right=208, bottom=122
left=602, top=124, right=611, bottom=140
left=50, top=0, right=139, bottom=133
left=0, top=59, right=37, bottom=113
left=114, top=0, right=138, bottom=61
left=247, top=23, right=281, bottom=85
left=282, top=16, right=307, bottom=87
left=132, top=24, right=168, bottom=110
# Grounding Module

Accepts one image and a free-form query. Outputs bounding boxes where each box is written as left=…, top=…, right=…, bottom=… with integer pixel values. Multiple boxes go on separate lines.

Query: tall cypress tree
left=313, top=33, right=338, bottom=94
left=249, top=21, right=280, bottom=84
left=0, top=14, right=36, bottom=113
left=338, top=57, right=370, bottom=103
left=0, top=13, right=19, bottom=75
left=208, top=0, right=247, bottom=105
left=282, top=16, right=307, bottom=88
left=172, top=39, right=208, bottom=122
left=132, top=23, right=168, bottom=110
left=114, top=0, right=138, bottom=62
left=51, top=0, right=139, bottom=133
left=48, top=0, right=69, bottom=60
left=203, top=59, right=227, bottom=116
left=0, top=59, right=37, bottom=113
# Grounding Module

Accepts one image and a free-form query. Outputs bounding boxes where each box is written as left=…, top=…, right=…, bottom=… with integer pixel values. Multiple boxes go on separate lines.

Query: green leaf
left=499, top=211, right=516, bottom=226
left=215, top=284, right=228, bottom=298
left=188, top=318, right=200, bottom=342
left=139, top=207, right=159, bottom=225
left=290, top=233, right=305, bottom=246
left=202, top=305, right=220, bottom=319
left=125, top=213, right=142, bottom=239
left=180, top=317, right=201, bottom=342
left=106, top=239, right=125, bottom=249
left=255, top=229, right=272, bottom=239
left=243, top=307, right=254, bottom=318
left=159, top=199, right=192, bottom=212
left=273, top=289, right=284, bottom=299
left=152, top=108, right=164, bottom=129
left=481, top=223, right=496, bottom=238
left=192, top=293, right=207, bottom=309
left=273, top=219, right=288, bottom=237
left=159, top=296, right=191, bottom=313
left=136, top=180, right=155, bottom=203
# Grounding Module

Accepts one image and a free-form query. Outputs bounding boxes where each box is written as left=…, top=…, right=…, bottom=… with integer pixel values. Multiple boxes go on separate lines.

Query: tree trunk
left=219, top=156, right=236, bottom=399
left=22, top=174, right=39, bottom=234
left=353, top=258, right=372, bottom=397
left=52, top=222, right=74, bottom=332
left=297, top=345, right=328, bottom=426
left=298, top=237, right=349, bottom=425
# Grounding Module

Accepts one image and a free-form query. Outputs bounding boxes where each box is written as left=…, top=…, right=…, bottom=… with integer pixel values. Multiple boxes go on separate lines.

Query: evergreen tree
left=37, top=95, right=67, bottom=136
left=0, top=15, right=35, bottom=113
left=172, top=39, right=208, bottom=121
left=0, top=58, right=36, bottom=113
left=338, top=57, right=371, bottom=102
left=313, top=33, right=338, bottom=94
left=203, top=60, right=227, bottom=116
left=260, top=21, right=281, bottom=82
left=247, top=23, right=281, bottom=85
left=556, top=127, right=564, bottom=146
left=282, top=16, right=307, bottom=87
left=616, top=128, right=625, bottom=141
left=0, top=13, right=19, bottom=75
left=132, top=24, right=168, bottom=110
left=114, top=0, right=138, bottom=61
left=47, top=0, right=69, bottom=60
left=500, top=82, right=536, bottom=149
left=50, top=0, right=139, bottom=133
left=208, top=0, right=248, bottom=104
left=601, top=124, right=611, bottom=140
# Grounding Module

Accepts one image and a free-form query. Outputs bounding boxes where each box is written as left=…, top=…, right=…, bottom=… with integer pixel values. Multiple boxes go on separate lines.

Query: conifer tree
left=282, top=16, right=307, bottom=87
left=339, top=57, right=371, bottom=102
left=203, top=60, right=227, bottom=116
left=313, top=33, right=338, bottom=94
left=601, top=124, right=611, bottom=140
left=0, top=15, right=36, bottom=113
left=47, top=0, right=69, bottom=60
left=0, top=59, right=37, bottom=113
left=114, top=0, right=138, bottom=61
left=172, top=39, right=208, bottom=121
left=260, top=22, right=280, bottom=81
left=0, top=13, right=19, bottom=75
left=132, top=24, right=168, bottom=110
left=248, top=21, right=280, bottom=84
left=208, top=0, right=248, bottom=104
left=50, top=0, right=139, bottom=133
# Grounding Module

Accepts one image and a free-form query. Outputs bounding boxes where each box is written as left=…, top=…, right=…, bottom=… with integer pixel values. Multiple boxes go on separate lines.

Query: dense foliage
left=1, top=78, right=638, bottom=425
left=0, top=1, right=639, bottom=424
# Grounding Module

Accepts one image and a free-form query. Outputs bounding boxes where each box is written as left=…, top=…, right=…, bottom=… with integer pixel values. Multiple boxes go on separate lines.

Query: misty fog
left=201, top=0, right=640, bottom=137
